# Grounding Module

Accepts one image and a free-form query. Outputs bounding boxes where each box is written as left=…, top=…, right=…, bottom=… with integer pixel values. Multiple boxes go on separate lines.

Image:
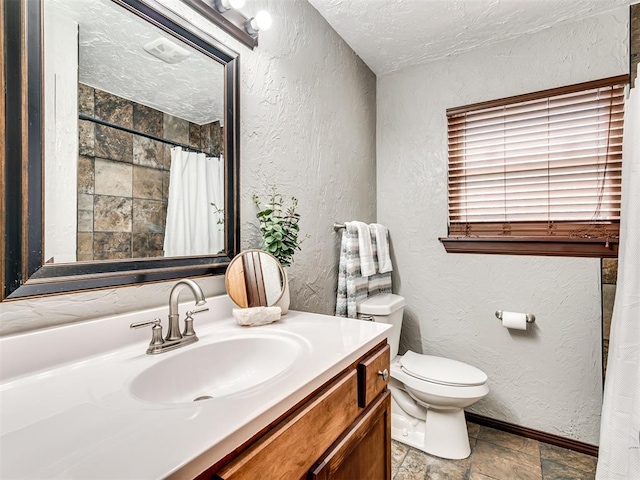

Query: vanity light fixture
left=181, top=0, right=270, bottom=50
left=212, top=0, right=245, bottom=13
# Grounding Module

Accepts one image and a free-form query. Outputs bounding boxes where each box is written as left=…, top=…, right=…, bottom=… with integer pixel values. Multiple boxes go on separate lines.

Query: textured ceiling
left=308, top=0, right=635, bottom=76
left=46, top=0, right=224, bottom=125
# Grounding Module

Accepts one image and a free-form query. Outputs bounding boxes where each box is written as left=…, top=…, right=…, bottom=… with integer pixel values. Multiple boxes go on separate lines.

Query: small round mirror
left=225, top=249, right=285, bottom=308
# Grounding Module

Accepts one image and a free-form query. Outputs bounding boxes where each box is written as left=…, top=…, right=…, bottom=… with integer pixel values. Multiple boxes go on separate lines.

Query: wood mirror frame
left=1, top=0, right=240, bottom=300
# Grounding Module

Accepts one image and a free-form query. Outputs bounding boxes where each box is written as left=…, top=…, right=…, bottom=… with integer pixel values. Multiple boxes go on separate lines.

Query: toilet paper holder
left=495, top=310, right=536, bottom=324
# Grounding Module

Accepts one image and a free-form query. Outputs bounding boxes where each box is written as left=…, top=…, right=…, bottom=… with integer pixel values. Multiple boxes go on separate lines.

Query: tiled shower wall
left=601, top=259, right=617, bottom=377
left=632, top=3, right=639, bottom=87
left=602, top=3, right=639, bottom=378
left=76, top=84, right=224, bottom=260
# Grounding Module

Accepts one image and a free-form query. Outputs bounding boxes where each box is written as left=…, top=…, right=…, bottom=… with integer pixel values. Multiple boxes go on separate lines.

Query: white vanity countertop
left=0, top=295, right=390, bottom=479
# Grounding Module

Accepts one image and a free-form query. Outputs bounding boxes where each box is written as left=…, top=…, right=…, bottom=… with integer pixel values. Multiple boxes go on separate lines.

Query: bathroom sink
left=128, top=335, right=302, bottom=404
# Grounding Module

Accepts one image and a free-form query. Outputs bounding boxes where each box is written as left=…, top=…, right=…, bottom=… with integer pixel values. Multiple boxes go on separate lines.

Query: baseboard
left=465, top=412, right=599, bottom=458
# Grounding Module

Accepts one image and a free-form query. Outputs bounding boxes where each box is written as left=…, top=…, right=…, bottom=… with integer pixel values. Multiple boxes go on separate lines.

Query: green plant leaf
left=254, top=186, right=309, bottom=266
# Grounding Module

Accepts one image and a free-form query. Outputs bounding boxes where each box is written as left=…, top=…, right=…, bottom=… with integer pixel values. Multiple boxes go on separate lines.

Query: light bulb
left=216, top=0, right=245, bottom=11
left=254, top=10, right=272, bottom=31
left=247, top=10, right=272, bottom=34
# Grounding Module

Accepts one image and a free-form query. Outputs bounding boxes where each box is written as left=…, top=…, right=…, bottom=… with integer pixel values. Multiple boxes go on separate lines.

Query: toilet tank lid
left=357, top=294, right=405, bottom=315
left=400, top=351, right=488, bottom=386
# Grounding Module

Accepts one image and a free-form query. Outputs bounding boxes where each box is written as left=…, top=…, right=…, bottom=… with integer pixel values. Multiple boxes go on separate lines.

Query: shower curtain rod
left=78, top=114, right=216, bottom=156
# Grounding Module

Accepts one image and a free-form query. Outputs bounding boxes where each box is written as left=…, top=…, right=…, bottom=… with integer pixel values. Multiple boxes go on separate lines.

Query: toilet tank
left=356, top=294, right=405, bottom=359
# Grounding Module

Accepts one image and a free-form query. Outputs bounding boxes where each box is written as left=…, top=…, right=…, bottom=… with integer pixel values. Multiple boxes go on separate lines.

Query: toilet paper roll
left=502, top=311, right=528, bottom=330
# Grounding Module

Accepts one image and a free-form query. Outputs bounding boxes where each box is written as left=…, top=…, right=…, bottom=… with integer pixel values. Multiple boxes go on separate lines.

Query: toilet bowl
left=357, top=293, right=489, bottom=460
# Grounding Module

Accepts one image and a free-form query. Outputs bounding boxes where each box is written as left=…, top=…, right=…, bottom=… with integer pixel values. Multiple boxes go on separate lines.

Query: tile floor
left=391, top=423, right=598, bottom=480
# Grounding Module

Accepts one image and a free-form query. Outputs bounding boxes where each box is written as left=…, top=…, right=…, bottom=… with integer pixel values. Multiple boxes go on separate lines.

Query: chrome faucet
left=130, top=279, right=208, bottom=354
left=166, top=279, right=207, bottom=341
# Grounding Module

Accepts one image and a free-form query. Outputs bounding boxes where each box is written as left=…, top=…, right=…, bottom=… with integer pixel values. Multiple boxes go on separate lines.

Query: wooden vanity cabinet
left=309, top=391, right=391, bottom=480
left=207, top=342, right=391, bottom=480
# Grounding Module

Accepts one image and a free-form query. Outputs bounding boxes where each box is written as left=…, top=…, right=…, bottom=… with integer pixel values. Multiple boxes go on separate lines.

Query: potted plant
left=253, top=189, right=304, bottom=267
left=253, top=188, right=305, bottom=313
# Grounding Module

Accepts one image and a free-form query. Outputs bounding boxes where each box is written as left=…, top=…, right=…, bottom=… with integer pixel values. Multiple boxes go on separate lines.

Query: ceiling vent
left=143, top=38, right=191, bottom=64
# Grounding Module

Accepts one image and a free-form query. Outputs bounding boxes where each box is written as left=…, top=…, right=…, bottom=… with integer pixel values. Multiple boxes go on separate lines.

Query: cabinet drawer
left=215, top=370, right=359, bottom=480
left=357, top=344, right=390, bottom=408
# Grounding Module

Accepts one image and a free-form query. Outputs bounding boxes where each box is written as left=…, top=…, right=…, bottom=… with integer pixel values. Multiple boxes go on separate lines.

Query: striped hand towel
left=335, top=224, right=392, bottom=318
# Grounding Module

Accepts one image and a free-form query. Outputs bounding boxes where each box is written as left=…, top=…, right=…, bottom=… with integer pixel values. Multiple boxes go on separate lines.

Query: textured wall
left=0, top=0, right=376, bottom=335
left=154, top=0, right=377, bottom=315
left=377, top=8, right=629, bottom=445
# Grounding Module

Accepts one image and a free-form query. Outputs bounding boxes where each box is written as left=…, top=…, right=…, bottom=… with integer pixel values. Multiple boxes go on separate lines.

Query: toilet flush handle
left=378, top=369, right=389, bottom=381
left=359, top=315, right=374, bottom=322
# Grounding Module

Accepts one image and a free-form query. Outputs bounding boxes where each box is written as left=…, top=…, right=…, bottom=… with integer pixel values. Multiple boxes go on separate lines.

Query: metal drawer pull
left=377, top=369, right=389, bottom=381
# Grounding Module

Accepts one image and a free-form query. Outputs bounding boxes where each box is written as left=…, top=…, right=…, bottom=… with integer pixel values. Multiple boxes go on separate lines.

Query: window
left=441, top=76, right=627, bottom=258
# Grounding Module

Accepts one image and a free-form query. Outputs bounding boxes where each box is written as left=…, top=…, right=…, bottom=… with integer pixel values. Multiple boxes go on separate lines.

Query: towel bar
left=333, top=223, right=346, bottom=231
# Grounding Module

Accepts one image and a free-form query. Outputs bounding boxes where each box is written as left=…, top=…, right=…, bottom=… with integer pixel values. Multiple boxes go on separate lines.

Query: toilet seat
left=400, top=351, right=487, bottom=387
left=391, top=361, right=488, bottom=401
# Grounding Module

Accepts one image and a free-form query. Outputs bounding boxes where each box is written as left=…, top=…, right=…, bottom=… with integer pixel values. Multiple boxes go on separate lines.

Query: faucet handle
left=183, top=307, right=209, bottom=337
left=130, top=318, right=165, bottom=351
left=130, top=318, right=161, bottom=329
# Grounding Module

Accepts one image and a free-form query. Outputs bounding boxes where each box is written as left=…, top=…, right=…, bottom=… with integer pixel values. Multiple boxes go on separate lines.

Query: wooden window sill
left=439, top=237, right=618, bottom=258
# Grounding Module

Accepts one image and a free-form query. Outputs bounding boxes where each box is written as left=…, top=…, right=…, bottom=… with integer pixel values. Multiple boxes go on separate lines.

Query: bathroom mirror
left=2, top=0, right=240, bottom=299
left=225, top=250, right=285, bottom=308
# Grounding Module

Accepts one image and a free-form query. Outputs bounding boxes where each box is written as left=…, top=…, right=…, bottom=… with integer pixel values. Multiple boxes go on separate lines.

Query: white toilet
left=357, top=293, right=489, bottom=460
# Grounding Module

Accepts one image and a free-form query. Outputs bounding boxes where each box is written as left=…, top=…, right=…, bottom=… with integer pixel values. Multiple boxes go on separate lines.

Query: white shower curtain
left=163, top=147, right=225, bottom=257
left=596, top=75, right=640, bottom=478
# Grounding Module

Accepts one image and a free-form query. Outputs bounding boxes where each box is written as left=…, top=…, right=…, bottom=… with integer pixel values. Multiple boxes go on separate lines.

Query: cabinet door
left=358, top=344, right=390, bottom=408
left=214, top=371, right=360, bottom=480
left=309, top=391, right=391, bottom=480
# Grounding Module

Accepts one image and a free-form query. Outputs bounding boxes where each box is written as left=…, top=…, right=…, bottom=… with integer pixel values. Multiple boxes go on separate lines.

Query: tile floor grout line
left=538, top=441, right=543, bottom=480
left=467, top=439, right=475, bottom=480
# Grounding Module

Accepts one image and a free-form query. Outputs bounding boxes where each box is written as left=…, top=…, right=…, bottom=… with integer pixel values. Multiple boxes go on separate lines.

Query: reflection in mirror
left=2, top=0, right=239, bottom=299
left=225, top=250, right=285, bottom=308
left=44, top=0, right=225, bottom=263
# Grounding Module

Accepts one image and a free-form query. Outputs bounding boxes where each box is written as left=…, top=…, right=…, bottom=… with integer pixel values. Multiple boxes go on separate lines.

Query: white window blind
left=447, top=76, right=626, bottom=243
